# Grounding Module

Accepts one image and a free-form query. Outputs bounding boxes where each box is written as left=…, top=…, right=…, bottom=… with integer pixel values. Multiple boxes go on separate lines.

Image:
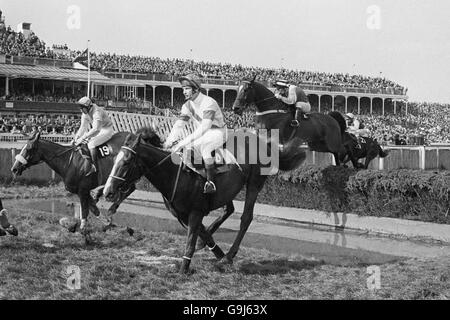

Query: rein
left=109, top=145, right=182, bottom=203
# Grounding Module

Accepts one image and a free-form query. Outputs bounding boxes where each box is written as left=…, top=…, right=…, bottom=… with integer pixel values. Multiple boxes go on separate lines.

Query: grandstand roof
left=0, top=63, right=110, bottom=82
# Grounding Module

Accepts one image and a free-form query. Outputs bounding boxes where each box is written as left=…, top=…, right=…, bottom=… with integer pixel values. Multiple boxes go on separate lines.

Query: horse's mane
left=134, top=126, right=163, bottom=148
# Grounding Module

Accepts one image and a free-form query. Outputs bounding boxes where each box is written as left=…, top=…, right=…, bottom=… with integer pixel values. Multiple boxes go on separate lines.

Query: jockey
left=345, top=113, right=366, bottom=148
left=163, top=74, right=227, bottom=194
left=273, top=79, right=311, bottom=127
left=73, top=96, right=114, bottom=178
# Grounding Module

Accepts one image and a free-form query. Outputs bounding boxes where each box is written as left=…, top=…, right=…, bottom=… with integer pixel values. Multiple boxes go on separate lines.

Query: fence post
left=11, top=148, right=16, bottom=167
left=419, top=146, right=425, bottom=170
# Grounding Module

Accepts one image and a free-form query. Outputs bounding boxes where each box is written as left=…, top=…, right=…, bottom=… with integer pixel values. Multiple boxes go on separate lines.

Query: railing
left=0, top=133, right=73, bottom=144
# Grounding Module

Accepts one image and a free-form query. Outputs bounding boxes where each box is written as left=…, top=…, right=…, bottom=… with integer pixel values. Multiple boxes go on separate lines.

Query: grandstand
left=2, top=9, right=450, bottom=145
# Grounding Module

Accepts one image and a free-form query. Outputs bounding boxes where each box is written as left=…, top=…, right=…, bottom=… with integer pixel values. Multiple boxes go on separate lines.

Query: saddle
left=180, top=133, right=242, bottom=179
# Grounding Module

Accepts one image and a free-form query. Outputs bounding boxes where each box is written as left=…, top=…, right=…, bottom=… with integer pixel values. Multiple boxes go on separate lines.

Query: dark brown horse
left=341, top=133, right=389, bottom=169
left=10, top=131, right=136, bottom=234
left=103, top=127, right=306, bottom=273
left=232, top=79, right=353, bottom=166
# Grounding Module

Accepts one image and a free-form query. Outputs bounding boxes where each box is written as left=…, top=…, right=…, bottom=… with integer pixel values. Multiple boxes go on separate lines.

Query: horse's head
left=11, top=132, right=43, bottom=178
left=233, top=76, right=257, bottom=116
left=104, top=133, right=145, bottom=202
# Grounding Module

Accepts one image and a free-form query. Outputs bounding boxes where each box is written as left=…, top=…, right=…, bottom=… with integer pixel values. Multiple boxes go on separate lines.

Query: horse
left=10, top=131, right=137, bottom=234
left=103, top=127, right=306, bottom=274
left=340, top=133, right=389, bottom=169
left=0, top=199, right=18, bottom=237
left=232, top=78, right=355, bottom=166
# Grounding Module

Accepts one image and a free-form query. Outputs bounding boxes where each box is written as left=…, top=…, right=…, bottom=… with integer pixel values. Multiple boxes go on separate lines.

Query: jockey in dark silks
left=273, top=79, right=311, bottom=127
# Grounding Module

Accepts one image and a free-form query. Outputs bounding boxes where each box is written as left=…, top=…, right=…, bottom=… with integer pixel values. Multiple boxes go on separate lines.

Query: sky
left=1, top=0, right=450, bottom=103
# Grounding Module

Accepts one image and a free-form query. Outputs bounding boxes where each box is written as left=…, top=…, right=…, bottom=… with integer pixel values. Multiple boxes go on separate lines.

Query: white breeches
left=87, top=126, right=114, bottom=149
left=191, top=128, right=227, bottom=160
left=296, top=101, right=311, bottom=113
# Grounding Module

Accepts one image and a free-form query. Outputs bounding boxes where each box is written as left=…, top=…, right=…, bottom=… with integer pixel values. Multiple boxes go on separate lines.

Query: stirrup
left=290, top=120, right=300, bottom=127
left=203, top=181, right=216, bottom=194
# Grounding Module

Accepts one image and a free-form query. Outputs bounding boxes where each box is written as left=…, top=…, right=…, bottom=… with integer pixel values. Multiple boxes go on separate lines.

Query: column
left=5, top=76, right=9, bottom=96
left=382, top=98, right=385, bottom=116
left=222, top=89, right=226, bottom=109
left=32, top=80, right=35, bottom=95
left=318, top=95, right=321, bottom=113
left=344, top=96, right=348, bottom=114
left=153, top=86, right=156, bottom=107
left=370, top=97, right=373, bottom=114
left=206, top=88, right=210, bottom=96
left=171, top=87, right=174, bottom=107
left=52, top=81, right=55, bottom=94
left=331, top=96, right=335, bottom=111
left=357, top=97, right=361, bottom=114
left=394, top=100, right=397, bottom=114
left=406, top=101, right=408, bottom=115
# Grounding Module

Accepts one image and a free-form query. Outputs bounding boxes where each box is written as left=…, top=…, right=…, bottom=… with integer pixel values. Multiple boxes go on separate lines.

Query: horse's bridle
left=109, top=145, right=183, bottom=203
left=240, top=81, right=288, bottom=116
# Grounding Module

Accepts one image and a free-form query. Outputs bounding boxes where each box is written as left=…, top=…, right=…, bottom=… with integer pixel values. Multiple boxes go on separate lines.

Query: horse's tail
left=328, top=111, right=347, bottom=135
left=279, top=137, right=307, bottom=171
left=378, top=144, right=389, bottom=158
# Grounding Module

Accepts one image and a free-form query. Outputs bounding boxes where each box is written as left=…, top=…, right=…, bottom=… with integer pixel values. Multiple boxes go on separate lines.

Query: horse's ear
left=31, top=131, right=40, bottom=142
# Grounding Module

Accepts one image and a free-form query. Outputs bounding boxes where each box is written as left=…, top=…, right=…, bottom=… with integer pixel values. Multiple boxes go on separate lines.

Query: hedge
left=136, top=165, right=450, bottom=225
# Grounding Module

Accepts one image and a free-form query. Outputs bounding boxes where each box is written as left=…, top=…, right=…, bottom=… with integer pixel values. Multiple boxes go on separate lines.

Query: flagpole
left=87, top=40, right=91, bottom=98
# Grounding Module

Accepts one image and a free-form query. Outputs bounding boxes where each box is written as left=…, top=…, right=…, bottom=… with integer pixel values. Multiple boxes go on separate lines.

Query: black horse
left=103, top=127, right=306, bottom=273
left=10, top=131, right=137, bottom=234
left=232, top=79, right=353, bottom=166
left=341, top=133, right=389, bottom=169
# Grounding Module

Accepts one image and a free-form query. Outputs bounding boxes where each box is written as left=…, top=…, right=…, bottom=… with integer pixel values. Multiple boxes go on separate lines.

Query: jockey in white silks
left=73, top=97, right=114, bottom=179
left=273, top=79, right=312, bottom=127
left=345, top=113, right=369, bottom=148
left=163, top=74, right=227, bottom=194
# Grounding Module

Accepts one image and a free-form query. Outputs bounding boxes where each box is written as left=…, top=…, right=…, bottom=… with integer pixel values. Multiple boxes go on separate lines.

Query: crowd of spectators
left=0, top=13, right=405, bottom=94
left=0, top=114, right=80, bottom=136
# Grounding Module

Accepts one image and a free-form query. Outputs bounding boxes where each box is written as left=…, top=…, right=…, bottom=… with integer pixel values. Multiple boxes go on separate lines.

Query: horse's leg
left=88, top=195, right=100, bottom=217
left=180, top=210, right=204, bottom=274
left=223, top=174, right=266, bottom=264
left=78, top=192, right=91, bottom=235
left=333, top=153, right=340, bottom=166
left=198, top=224, right=225, bottom=260
left=196, top=201, right=235, bottom=250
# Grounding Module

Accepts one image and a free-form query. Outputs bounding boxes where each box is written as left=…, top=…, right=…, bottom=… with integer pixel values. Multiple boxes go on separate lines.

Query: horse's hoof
left=220, top=255, right=234, bottom=265
left=0, top=228, right=6, bottom=237
left=5, top=225, right=18, bottom=237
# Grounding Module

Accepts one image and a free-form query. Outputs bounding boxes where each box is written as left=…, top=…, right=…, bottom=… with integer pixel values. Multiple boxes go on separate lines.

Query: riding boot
left=291, top=109, right=300, bottom=127
left=204, top=163, right=217, bottom=194
left=291, top=109, right=307, bottom=127
left=86, top=147, right=98, bottom=177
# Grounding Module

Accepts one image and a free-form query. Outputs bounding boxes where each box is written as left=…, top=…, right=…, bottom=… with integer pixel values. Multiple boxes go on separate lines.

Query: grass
left=0, top=185, right=449, bottom=300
